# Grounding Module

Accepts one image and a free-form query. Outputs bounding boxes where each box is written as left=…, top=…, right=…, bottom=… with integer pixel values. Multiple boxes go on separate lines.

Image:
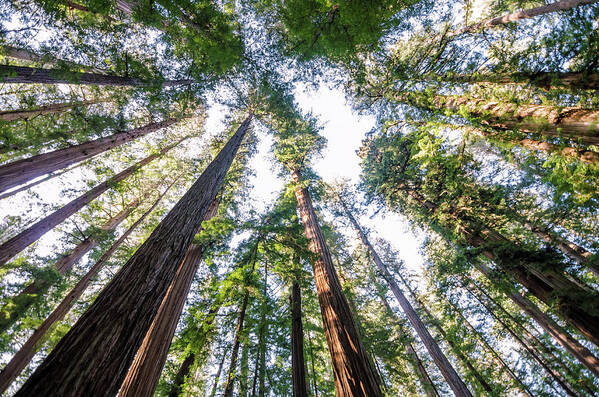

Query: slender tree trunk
left=475, top=261, right=599, bottom=377
left=442, top=291, right=534, bottom=397
left=0, top=44, right=106, bottom=74
left=307, top=330, right=319, bottom=397
left=258, top=261, right=268, bottom=397
left=0, top=99, right=101, bottom=122
left=210, top=351, right=227, bottom=397
left=290, top=276, right=309, bottom=397
left=118, top=197, right=221, bottom=397
left=0, top=163, right=83, bottom=201
left=13, top=115, right=252, bottom=397
left=455, top=0, right=599, bottom=35
left=402, top=93, right=599, bottom=145
left=0, top=65, right=193, bottom=87
left=437, top=71, right=599, bottom=90
left=0, top=190, right=151, bottom=334
left=0, top=135, right=187, bottom=266
left=0, top=117, right=182, bottom=194
left=340, top=201, right=472, bottom=397
left=465, top=283, right=583, bottom=397
left=467, top=127, right=599, bottom=164
left=0, top=183, right=171, bottom=394
left=379, top=296, right=439, bottom=397
left=223, top=292, right=252, bottom=397
left=239, top=339, right=250, bottom=397
left=464, top=280, right=598, bottom=395
left=291, top=169, right=382, bottom=397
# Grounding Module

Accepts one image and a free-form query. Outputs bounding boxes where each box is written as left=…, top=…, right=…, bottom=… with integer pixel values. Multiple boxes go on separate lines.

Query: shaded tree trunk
left=222, top=292, right=252, bottom=397
left=257, top=261, right=268, bottom=397
left=118, top=197, right=221, bottom=397
left=290, top=276, right=309, bottom=397
left=0, top=117, right=182, bottom=194
left=340, top=201, right=472, bottom=397
left=457, top=0, right=599, bottom=35
left=0, top=135, right=188, bottom=266
left=0, top=189, right=152, bottom=334
left=307, top=330, right=319, bottom=397
left=0, top=65, right=193, bottom=87
left=0, top=44, right=107, bottom=74
left=0, top=99, right=101, bottom=122
left=0, top=163, right=83, bottom=201
left=209, top=351, right=227, bottom=397
left=402, top=92, right=599, bottom=146
left=436, top=71, right=599, bottom=90
left=13, top=115, right=252, bottom=397
left=0, top=183, right=171, bottom=394
left=291, top=169, right=382, bottom=397
left=239, top=338, right=250, bottom=397
left=379, top=296, right=439, bottom=397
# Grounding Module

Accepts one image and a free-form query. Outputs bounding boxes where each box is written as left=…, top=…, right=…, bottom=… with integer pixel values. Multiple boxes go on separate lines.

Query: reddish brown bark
left=291, top=169, right=382, bottom=397
left=0, top=99, right=101, bottom=122
left=118, top=197, right=221, bottom=397
left=456, top=0, right=599, bottom=35
left=0, top=136, right=187, bottom=266
left=0, top=164, right=80, bottom=201
left=0, top=117, right=182, bottom=194
left=0, top=65, right=194, bottom=87
left=340, top=201, right=472, bottom=397
left=13, top=115, right=252, bottom=397
left=0, top=183, right=171, bottom=395
left=291, top=278, right=309, bottom=397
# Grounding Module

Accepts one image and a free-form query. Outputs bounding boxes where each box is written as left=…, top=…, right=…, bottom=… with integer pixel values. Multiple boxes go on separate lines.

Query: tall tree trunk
left=466, top=127, right=599, bottom=164
left=0, top=99, right=101, bottom=122
left=464, top=280, right=598, bottom=395
left=257, top=261, right=268, bottom=397
left=441, top=291, right=534, bottom=397
left=307, top=330, right=319, bottom=397
left=0, top=135, right=188, bottom=266
left=0, top=65, right=193, bottom=87
left=0, top=44, right=106, bottom=74
left=223, top=292, right=252, bottom=397
left=0, top=163, right=82, bottom=201
left=475, top=261, right=599, bottom=377
left=340, top=201, right=472, bottom=397
left=0, top=182, right=172, bottom=394
left=290, top=275, right=309, bottom=397
left=455, top=0, right=599, bottom=35
left=401, top=93, right=599, bottom=146
left=210, top=351, right=227, bottom=397
left=0, top=117, right=182, bottom=194
left=378, top=296, right=439, bottom=397
left=118, top=197, right=221, bottom=397
left=464, top=282, right=583, bottom=397
left=13, top=115, right=252, bottom=397
left=239, top=338, right=250, bottom=397
left=291, top=169, right=382, bottom=397
left=0, top=189, right=152, bottom=334
left=436, top=71, right=599, bottom=91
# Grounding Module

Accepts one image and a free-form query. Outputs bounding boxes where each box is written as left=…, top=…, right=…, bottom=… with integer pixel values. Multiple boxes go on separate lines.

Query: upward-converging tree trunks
left=118, top=197, right=221, bottom=397
left=0, top=136, right=187, bottom=266
left=339, top=199, right=473, bottom=397
left=291, top=169, right=383, bottom=397
left=0, top=117, right=183, bottom=194
left=13, top=114, right=252, bottom=397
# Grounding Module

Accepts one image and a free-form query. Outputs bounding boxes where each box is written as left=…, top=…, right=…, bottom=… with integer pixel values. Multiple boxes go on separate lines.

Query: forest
left=0, top=0, right=598, bottom=396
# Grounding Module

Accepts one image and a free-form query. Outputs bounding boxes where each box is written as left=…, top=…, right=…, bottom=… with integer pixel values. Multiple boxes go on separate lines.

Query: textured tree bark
left=474, top=262, right=599, bottom=377
left=291, top=169, right=383, bottom=397
left=0, top=163, right=80, bottom=201
left=0, top=117, right=181, bottom=194
left=436, top=71, right=599, bottom=90
left=0, top=136, right=187, bottom=266
left=0, top=184, right=171, bottom=395
left=118, top=197, right=221, bottom=397
left=465, top=283, right=583, bottom=397
left=0, top=191, right=151, bottom=334
left=0, top=65, right=193, bottom=87
left=379, top=296, right=439, bottom=397
left=340, top=202, right=472, bottom=397
left=13, top=115, right=252, bottom=397
left=291, top=278, right=309, bottom=397
left=395, top=274, right=494, bottom=394
left=223, top=291, right=251, bottom=397
left=402, top=93, right=599, bottom=146
left=455, top=0, right=599, bottom=35
left=0, top=99, right=101, bottom=121
left=467, top=127, right=599, bottom=164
